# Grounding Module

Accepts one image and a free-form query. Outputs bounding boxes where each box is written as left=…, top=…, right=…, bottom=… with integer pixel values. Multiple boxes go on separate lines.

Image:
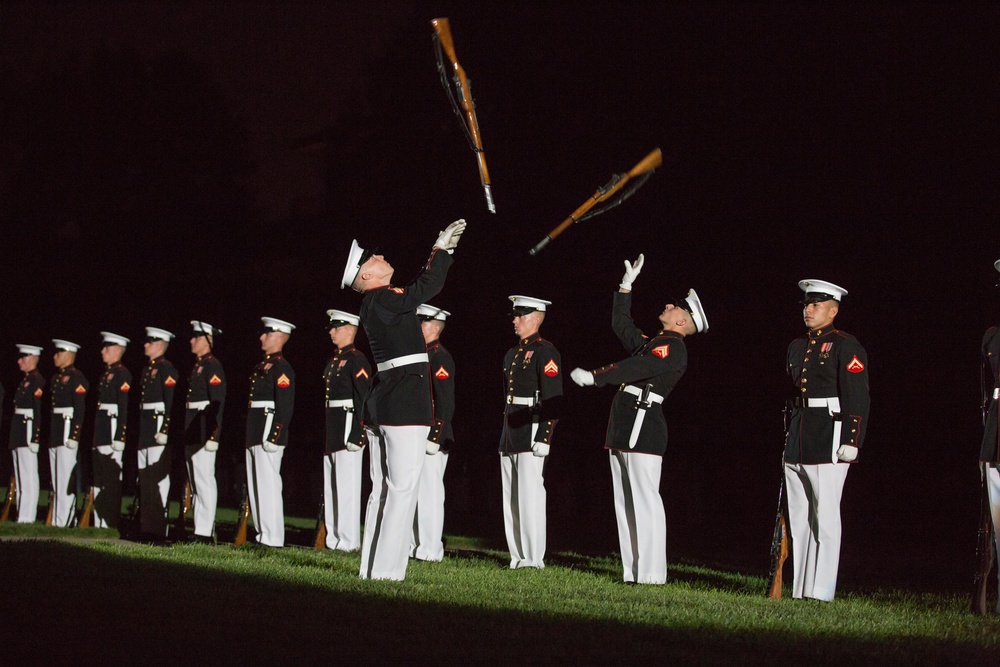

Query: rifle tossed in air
left=432, top=17, right=495, bottom=214
left=528, top=148, right=663, bottom=255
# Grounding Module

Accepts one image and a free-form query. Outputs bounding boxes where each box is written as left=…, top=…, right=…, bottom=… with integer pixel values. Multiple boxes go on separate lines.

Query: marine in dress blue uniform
left=48, top=339, right=89, bottom=527
left=979, top=259, right=1000, bottom=611
left=92, top=332, right=132, bottom=528
left=500, top=295, right=563, bottom=569
left=182, top=321, right=226, bottom=542
left=9, top=344, right=45, bottom=523
left=571, top=254, right=708, bottom=584
left=342, top=218, right=465, bottom=580
left=411, top=304, right=455, bottom=562
left=137, top=326, right=179, bottom=540
left=245, top=317, right=296, bottom=547
left=322, top=309, right=371, bottom=551
left=783, top=279, right=870, bottom=601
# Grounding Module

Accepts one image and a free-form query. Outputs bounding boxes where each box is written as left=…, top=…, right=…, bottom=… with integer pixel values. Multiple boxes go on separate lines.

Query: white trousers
left=246, top=445, right=285, bottom=547
left=323, top=448, right=363, bottom=551
left=12, top=448, right=39, bottom=523
left=92, top=445, right=123, bottom=528
left=986, top=466, right=1000, bottom=612
left=784, top=462, right=851, bottom=601
left=189, top=446, right=217, bottom=537
left=138, top=445, right=171, bottom=536
left=411, top=451, right=449, bottom=561
left=48, top=445, right=78, bottom=527
left=609, top=450, right=667, bottom=584
left=500, top=452, right=546, bottom=569
left=360, top=425, right=429, bottom=581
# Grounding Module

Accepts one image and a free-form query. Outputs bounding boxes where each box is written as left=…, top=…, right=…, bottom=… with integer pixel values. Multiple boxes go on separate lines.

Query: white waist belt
left=327, top=399, right=354, bottom=409
left=187, top=400, right=210, bottom=410
left=802, top=397, right=841, bottom=410
left=142, top=401, right=166, bottom=412
left=98, top=403, right=119, bottom=416
left=507, top=395, right=537, bottom=406
left=622, top=384, right=665, bottom=404
left=14, top=408, right=35, bottom=417
left=249, top=401, right=276, bottom=443
left=377, top=353, right=428, bottom=373
left=53, top=407, right=74, bottom=417
left=249, top=400, right=276, bottom=410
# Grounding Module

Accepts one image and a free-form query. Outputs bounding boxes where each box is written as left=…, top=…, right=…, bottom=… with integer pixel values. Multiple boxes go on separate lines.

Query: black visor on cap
left=54, top=346, right=71, bottom=352
left=510, top=306, right=539, bottom=317
left=145, top=336, right=165, bottom=343
left=327, top=319, right=352, bottom=329
left=17, top=352, right=32, bottom=358
left=801, top=292, right=837, bottom=305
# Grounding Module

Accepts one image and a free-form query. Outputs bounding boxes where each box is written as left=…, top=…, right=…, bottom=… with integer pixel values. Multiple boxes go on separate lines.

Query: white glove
left=345, top=442, right=362, bottom=452
left=837, top=445, right=858, bottom=462
left=65, top=439, right=79, bottom=450
left=204, top=440, right=219, bottom=452
left=426, top=440, right=441, bottom=455
left=531, top=442, right=550, bottom=457
left=28, top=442, right=39, bottom=453
left=570, top=368, right=595, bottom=387
left=262, top=441, right=279, bottom=453
left=154, top=432, right=168, bottom=445
left=111, top=440, right=125, bottom=452
left=619, top=253, right=644, bottom=291
left=434, top=219, right=467, bottom=254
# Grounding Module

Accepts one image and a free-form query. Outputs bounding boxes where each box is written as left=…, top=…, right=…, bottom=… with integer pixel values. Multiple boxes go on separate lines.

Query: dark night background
left=1, top=3, right=998, bottom=592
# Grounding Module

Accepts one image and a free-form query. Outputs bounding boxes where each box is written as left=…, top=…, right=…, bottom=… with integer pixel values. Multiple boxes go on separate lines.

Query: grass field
left=2, top=492, right=999, bottom=664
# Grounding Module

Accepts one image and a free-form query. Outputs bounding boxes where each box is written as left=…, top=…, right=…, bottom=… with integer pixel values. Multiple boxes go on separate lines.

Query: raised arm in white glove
left=570, top=368, right=595, bottom=387
left=836, top=445, right=858, bottom=462
left=434, top=219, right=467, bottom=254
left=204, top=440, right=219, bottom=452
left=65, top=439, right=79, bottom=450
left=619, top=253, right=644, bottom=291
left=531, top=442, right=550, bottom=457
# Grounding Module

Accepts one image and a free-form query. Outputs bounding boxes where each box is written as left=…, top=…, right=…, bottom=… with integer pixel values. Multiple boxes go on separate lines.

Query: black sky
left=1, top=2, right=998, bottom=590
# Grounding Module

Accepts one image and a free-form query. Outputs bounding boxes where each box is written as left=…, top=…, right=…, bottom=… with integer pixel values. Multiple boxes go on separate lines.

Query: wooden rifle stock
left=529, top=148, right=663, bottom=255
left=313, top=500, right=327, bottom=550
left=766, top=404, right=792, bottom=598
left=432, top=17, right=495, bottom=213
left=766, top=479, right=789, bottom=598
left=173, top=481, right=192, bottom=538
left=45, top=486, right=54, bottom=526
left=1, top=474, right=16, bottom=522
left=77, top=487, right=95, bottom=528
left=233, top=483, right=250, bottom=546
left=972, top=464, right=995, bottom=615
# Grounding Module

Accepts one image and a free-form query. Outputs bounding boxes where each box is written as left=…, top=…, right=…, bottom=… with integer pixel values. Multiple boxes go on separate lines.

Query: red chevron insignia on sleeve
left=652, top=344, right=670, bottom=359
left=846, top=355, right=865, bottom=373
left=75, top=384, right=87, bottom=394
left=435, top=365, right=450, bottom=379
left=543, top=359, right=559, bottom=376
left=164, top=376, right=177, bottom=386
left=209, top=374, right=222, bottom=385
left=355, top=368, right=369, bottom=379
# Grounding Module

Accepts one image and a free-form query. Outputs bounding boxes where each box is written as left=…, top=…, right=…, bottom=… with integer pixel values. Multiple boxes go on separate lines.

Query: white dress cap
left=16, top=344, right=43, bottom=356
left=100, top=331, right=130, bottom=346
left=261, top=317, right=296, bottom=334
left=191, top=321, right=221, bottom=336
left=52, top=339, right=81, bottom=353
left=326, top=309, right=360, bottom=326
left=416, top=304, right=450, bottom=321
left=508, top=295, right=552, bottom=314
left=798, top=279, right=848, bottom=303
left=683, top=289, right=709, bottom=333
left=145, top=327, right=175, bottom=342
left=341, top=239, right=367, bottom=289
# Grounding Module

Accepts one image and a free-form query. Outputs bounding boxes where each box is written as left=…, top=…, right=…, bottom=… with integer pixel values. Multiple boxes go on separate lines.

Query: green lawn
left=1, top=511, right=998, bottom=664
